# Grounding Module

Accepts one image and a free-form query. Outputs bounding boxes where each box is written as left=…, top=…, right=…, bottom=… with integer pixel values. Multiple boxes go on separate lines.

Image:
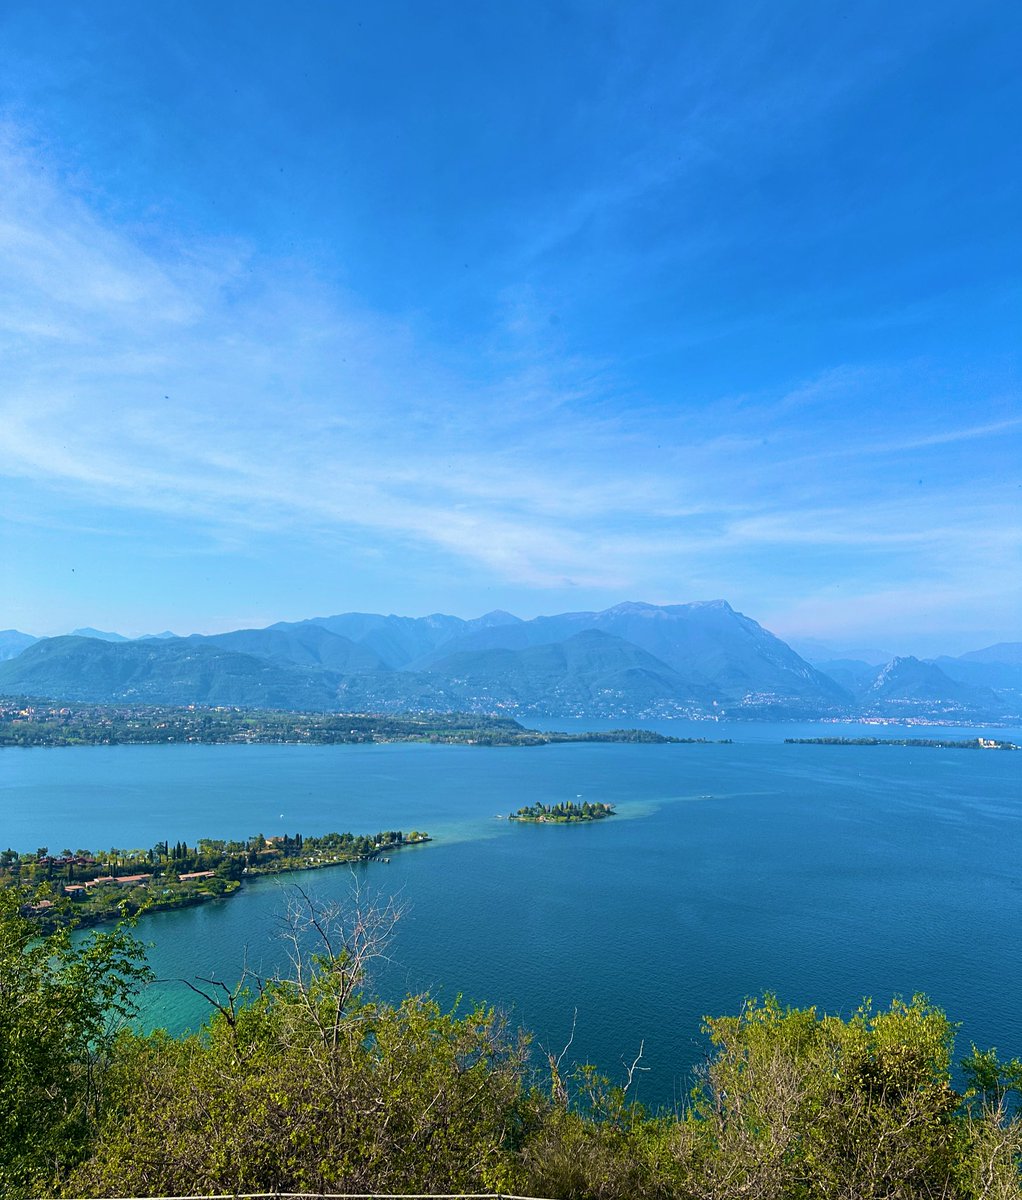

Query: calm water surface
left=3, top=722, right=1020, bottom=1109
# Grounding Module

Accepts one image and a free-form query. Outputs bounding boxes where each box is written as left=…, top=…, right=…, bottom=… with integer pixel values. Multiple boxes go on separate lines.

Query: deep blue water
left=3, top=724, right=1020, bottom=1110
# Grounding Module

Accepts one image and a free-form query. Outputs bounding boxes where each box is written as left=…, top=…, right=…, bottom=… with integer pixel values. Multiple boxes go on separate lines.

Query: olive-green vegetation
left=0, top=698, right=690, bottom=747
left=510, top=800, right=616, bottom=823
left=3, top=889, right=1020, bottom=1200
left=0, top=889, right=152, bottom=1198
left=786, top=736, right=1019, bottom=750
left=3, top=828, right=429, bottom=929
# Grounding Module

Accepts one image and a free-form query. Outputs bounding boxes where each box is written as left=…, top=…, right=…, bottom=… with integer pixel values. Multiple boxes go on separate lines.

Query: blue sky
left=0, top=0, right=1018, bottom=655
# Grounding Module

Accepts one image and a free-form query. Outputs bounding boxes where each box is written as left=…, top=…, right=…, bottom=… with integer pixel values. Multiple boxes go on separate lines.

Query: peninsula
left=0, top=700, right=702, bottom=748
left=6, top=827, right=430, bottom=930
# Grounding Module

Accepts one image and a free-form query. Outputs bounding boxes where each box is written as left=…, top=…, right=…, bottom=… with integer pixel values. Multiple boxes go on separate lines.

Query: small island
left=509, top=800, right=615, bottom=823
left=5, top=827, right=431, bottom=930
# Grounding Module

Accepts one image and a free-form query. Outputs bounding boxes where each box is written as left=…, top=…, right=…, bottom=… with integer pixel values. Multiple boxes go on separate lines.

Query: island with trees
left=3, top=827, right=430, bottom=929
left=509, top=800, right=615, bottom=823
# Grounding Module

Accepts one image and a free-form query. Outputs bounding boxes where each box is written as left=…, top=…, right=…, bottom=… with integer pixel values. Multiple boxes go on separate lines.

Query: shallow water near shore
left=3, top=722, right=1020, bottom=1109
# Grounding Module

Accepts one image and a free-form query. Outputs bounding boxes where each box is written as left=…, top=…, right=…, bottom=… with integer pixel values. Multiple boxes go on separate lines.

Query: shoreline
left=785, top=736, right=1019, bottom=750
left=13, top=832, right=432, bottom=931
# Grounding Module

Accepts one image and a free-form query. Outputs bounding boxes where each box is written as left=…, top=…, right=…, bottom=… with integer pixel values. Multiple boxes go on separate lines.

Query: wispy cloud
left=1, top=122, right=1018, bottom=644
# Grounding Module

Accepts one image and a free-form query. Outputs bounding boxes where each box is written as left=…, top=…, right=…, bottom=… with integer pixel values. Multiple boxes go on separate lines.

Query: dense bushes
left=3, top=888, right=1020, bottom=1199
left=66, top=997, right=525, bottom=1197
left=510, top=996, right=1022, bottom=1200
left=0, top=889, right=150, bottom=1196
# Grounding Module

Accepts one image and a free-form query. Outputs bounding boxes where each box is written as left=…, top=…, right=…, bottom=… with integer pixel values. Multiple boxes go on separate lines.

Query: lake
left=3, top=719, right=1020, bottom=1110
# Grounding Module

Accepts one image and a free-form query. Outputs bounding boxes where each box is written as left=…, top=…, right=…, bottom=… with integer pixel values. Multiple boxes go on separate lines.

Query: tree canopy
left=2, top=886, right=1019, bottom=1199
left=0, top=889, right=150, bottom=1196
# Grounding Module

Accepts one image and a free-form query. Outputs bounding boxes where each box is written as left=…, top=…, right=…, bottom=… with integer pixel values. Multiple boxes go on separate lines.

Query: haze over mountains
left=1, top=602, right=1018, bottom=721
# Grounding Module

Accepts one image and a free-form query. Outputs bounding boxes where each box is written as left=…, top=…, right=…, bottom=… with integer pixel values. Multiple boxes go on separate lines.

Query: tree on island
left=511, top=800, right=615, bottom=822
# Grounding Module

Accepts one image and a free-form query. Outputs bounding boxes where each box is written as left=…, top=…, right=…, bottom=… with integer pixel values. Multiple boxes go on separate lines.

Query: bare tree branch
left=269, top=876, right=404, bottom=1051
left=545, top=1007, right=578, bottom=1107
left=622, top=1038, right=649, bottom=1096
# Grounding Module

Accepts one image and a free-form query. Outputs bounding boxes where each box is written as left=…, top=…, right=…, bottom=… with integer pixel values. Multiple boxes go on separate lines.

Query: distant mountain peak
left=871, top=656, right=920, bottom=684
left=601, top=599, right=735, bottom=619
left=958, top=642, right=1022, bottom=666
left=883, top=654, right=917, bottom=670
left=865, top=655, right=999, bottom=709
left=476, top=609, right=522, bottom=626
left=5, top=601, right=1013, bottom=719
left=0, top=629, right=39, bottom=663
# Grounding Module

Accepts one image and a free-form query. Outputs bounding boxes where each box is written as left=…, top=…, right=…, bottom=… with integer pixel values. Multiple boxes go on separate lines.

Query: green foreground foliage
left=0, top=889, right=152, bottom=1197
left=2, top=888, right=1020, bottom=1200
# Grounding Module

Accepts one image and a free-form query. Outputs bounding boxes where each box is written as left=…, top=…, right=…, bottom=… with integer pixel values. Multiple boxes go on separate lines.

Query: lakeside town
left=5, top=827, right=430, bottom=928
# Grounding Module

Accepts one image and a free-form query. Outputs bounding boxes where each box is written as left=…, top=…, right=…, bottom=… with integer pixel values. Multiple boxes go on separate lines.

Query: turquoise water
left=3, top=726, right=1020, bottom=1109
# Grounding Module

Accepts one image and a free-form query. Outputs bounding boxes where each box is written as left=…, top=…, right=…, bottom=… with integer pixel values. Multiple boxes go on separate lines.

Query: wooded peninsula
left=0, top=699, right=714, bottom=747
left=4, top=828, right=430, bottom=929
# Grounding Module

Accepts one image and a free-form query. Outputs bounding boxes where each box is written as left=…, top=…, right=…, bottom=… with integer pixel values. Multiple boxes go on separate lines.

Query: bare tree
left=546, top=1007, right=578, bottom=1106
left=270, top=876, right=404, bottom=1051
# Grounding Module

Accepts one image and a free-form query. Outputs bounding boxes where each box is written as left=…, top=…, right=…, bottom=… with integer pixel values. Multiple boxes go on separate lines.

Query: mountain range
left=0, top=602, right=1018, bottom=720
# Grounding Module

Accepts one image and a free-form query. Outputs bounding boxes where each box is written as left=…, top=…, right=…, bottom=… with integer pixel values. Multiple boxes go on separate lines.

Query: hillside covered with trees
left=2, top=887, right=1020, bottom=1199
